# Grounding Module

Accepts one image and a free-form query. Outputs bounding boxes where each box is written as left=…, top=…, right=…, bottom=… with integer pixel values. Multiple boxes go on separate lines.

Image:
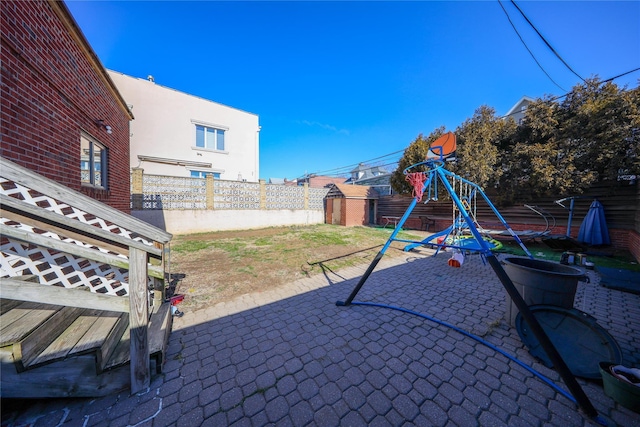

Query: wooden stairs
left=1, top=293, right=173, bottom=398
left=1, top=156, right=174, bottom=397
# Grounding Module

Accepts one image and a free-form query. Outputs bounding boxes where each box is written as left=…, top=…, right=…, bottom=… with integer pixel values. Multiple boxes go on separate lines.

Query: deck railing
left=0, top=157, right=172, bottom=393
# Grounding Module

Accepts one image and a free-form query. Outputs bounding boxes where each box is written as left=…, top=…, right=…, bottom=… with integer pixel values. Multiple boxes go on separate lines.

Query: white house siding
left=108, top=70, right=260, bottom=182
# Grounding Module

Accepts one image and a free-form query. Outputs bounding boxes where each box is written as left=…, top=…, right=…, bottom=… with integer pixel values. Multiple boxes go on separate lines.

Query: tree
left=497, top=78, right=639, bottom=203
left=561, top=79, right=640, bottom=181
left=451, top=105, right=516, bottom=190
left=391, top=78, right=639, bottom=205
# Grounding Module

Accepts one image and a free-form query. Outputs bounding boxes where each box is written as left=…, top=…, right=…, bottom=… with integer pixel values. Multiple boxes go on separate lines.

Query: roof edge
left=50, top=1, right=133, bottom=120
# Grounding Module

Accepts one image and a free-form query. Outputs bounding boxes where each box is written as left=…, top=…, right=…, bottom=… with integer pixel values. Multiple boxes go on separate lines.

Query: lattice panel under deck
left=0, top=179, right=153, bottom=247
left=1, top=237, right=129, bottom=296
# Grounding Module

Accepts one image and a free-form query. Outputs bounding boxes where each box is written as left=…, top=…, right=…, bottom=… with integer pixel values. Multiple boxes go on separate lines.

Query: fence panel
left=266, top=184, right=304, bottom=209
left=142, top=175, right=206, bottom=210
left=132, top=172, right=331, bottom=211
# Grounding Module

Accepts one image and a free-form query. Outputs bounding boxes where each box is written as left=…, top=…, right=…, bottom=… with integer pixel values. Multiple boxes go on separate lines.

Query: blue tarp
left=577, top=200, right=610, bottom=245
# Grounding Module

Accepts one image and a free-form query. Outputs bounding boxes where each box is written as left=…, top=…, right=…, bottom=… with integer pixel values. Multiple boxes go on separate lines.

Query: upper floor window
left=190, top=170, right=220, bottom=179
left=81, top=133, right=107, bottom=188
left=195, top=124, right=225, bottom=151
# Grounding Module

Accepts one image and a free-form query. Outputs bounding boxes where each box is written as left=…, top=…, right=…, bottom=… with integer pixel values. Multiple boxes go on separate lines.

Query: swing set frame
left=335, top=136, right=600, bottom=420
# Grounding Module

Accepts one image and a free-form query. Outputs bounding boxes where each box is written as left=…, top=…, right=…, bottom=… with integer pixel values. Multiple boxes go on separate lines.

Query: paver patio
left=2, top=249, right=639, bottom=426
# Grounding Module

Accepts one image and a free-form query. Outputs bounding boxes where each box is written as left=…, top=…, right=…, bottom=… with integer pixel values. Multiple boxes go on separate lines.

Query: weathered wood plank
left=1, top=224, right=130, bottom=269
left=148, top=302, right=172, bottom=372
left=0, top=302, right=38, bottom=335
left=28, top=309, right=103, bottom=367
left=0, top=279, right=130, bottom=313
left=74, top=311, right=123, bottom=355
left=129, top=247, right=150, bottom=393
left=104, top=326, right=131, bottom=370
left=13, top=306, right=85, bottom=371
left=0, top=299, right=22, bottom=315
left=97, top=312, right=129, bottom=373
left=0, top=303, right=62, bottom=346
left=1, top=194, right=162, bottom=258
left=0, top=157, right=172, bottom=244
left=0, top=349, right=130, bottom=398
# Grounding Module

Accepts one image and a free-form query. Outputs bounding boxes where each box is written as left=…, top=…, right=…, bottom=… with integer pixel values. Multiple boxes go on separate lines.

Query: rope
left=405, top=172, right=427, bottom=202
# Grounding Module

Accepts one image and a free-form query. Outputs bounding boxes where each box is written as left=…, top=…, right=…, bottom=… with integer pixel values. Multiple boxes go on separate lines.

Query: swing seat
left=448, top=252, right=464, bottom=268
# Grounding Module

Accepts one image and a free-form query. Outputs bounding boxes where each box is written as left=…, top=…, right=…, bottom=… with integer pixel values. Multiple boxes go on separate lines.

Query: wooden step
left=0, top=299, right=128, bottom=372
left=26, top=309, right=126, bottom=370
left=0, top=301, right=63, bottom=346
left=102, top=302, right=172, bottom=372
left=14, top=305, right=85, bottom=372
left=0, top=299, right=173, bottom=397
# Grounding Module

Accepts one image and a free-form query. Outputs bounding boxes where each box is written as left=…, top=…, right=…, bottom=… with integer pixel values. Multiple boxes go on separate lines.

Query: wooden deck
left=0, top=298, right=172, bottom=398
left=1, top=156, right=174, bottom=397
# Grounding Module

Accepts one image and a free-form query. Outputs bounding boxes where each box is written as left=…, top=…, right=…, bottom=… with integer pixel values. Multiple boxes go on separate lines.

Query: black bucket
left=502, top=257, right=586, bottom=326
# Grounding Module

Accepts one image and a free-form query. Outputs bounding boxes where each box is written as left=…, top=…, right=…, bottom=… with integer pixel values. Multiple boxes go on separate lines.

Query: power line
left=299, top=148, right=406, bottom=179
left=510, top=0, right=586, bottom=83
left=602, top=67, right=640, bottom=83
left=498, top=0, right=567, bottom=92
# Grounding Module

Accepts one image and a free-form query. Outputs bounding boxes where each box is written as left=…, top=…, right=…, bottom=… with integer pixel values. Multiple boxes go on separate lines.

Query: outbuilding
left=325, top=184, right=379, bottom=226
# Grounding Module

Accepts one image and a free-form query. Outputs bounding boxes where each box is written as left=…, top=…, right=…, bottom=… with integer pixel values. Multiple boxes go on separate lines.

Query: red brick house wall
left=629, top=230, right=640, bottom=263
left=1, top=0, right=133, bottom=212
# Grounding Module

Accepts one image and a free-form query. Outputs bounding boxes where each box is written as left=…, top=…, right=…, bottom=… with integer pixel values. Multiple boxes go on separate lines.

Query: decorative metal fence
left=131, top=170, right=329, bottom=211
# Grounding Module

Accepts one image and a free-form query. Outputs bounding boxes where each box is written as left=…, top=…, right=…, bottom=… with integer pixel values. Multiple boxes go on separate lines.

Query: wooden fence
left=377, top=179, right=640, bottom=252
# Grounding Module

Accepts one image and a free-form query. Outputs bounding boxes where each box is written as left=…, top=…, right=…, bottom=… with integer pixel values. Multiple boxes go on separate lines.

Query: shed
left=325, top=184, right=379, bottom=226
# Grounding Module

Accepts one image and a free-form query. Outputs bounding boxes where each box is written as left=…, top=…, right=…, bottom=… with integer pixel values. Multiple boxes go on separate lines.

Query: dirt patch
left=167, top=225, right=427, bottom=312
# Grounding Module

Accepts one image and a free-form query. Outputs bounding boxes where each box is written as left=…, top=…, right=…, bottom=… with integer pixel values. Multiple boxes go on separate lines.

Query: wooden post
left=259, top=179, right=266, bottom=210
left=206, top=174, right=215, bottom=210
left=131, top=168, right=144, bottom=211
left=128, top=247, right=150, bottom=393
left=303, top=183, right=309, bottom=210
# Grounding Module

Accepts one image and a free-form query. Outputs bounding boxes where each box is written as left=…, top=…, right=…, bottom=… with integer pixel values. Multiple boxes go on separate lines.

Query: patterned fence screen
left=141, top=175, right=207, bottom=210
left=266, top=184, right=304, bottom=210
left=214, top=180, right=261, bottom=210
left=133, top=174, right=329, bottom=211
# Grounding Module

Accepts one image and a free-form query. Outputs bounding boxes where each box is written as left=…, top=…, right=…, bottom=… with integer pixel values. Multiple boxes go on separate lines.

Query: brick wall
left=1, top=0, right=131, bottom=212
left=344, top=199, right=368, bottom=227
left=629, top=230, right=640, bottom=263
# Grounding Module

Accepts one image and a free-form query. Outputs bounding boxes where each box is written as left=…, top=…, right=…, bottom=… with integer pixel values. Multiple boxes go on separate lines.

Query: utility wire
left=301, top=149, right=405, bottom=178
left=510, top=0, right=586, bottom=83
left=499, top=66, right=640, bottom=120
left=302, top=64, right=639, bottom=179
left=602, top=67, right=640, bottom=83
left=498, top=0, right=566, bottom=92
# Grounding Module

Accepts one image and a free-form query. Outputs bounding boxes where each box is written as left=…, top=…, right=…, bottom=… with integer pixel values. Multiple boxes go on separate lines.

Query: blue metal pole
left=337, top=169, right=436, bottom=306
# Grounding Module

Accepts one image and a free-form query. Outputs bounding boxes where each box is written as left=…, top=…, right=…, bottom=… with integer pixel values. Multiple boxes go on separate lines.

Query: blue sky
left=65, top=1, right=640, bottom=181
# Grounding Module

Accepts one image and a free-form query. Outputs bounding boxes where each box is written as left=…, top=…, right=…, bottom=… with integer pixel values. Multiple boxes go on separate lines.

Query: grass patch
left=169, top=224, right=427, bottom=311
left=498, top=241, right=640, bottom=271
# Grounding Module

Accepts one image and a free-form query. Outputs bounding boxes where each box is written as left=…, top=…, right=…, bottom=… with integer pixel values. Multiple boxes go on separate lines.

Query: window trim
left=80, top=131, right=107, bottom=189
left=189, top=169, right=222, bottom=179
left=191, top=120, right=228, bottom=153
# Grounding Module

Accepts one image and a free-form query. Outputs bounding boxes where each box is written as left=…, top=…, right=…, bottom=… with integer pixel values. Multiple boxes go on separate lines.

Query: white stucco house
left=505, top=95, right=535, bottom=125
left=108, top=70, right=260, bottom=181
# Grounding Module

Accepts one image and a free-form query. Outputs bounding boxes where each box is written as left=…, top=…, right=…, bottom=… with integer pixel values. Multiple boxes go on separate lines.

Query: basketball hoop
left=405, top=172, right=427, bottom=202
